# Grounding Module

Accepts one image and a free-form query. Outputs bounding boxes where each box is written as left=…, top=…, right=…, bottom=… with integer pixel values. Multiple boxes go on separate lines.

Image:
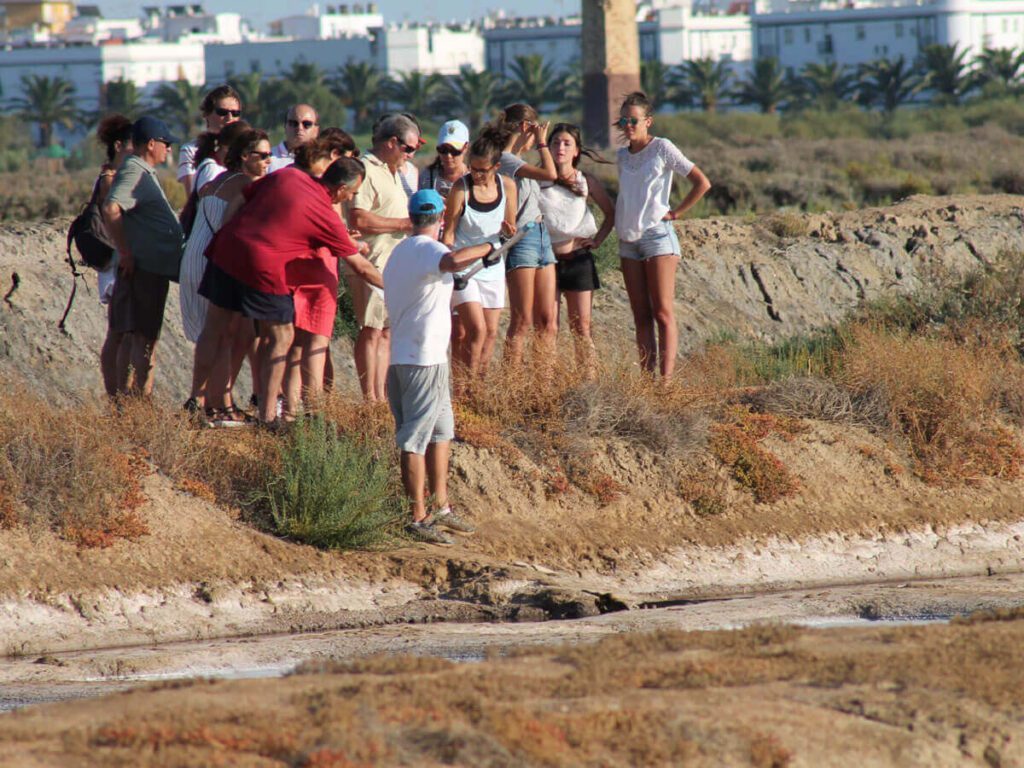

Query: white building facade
left=658, top=4, right=753, bottom=66
left=203, top=36, right=373, bottom=80
left=752, top=0, right=1024, bottom=71
left=376, top=24, right=483, bottom=74
left=0, top=41, right=204, bottom=110
left=273, top=6, right=383, bottom=39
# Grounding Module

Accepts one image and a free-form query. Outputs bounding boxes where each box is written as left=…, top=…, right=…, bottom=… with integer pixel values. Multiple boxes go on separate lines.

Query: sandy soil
left=2, top=609, right=1023, bottom=766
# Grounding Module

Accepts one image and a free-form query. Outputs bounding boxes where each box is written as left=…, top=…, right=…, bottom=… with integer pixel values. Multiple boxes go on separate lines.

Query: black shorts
left=555, top=250, right=601, bottom=293
left=198, top=261, right=294, bottom=324
left=108, top=267, right=169, bottom=341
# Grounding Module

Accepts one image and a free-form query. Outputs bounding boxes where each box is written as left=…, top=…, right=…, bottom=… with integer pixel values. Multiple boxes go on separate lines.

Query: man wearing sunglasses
left=177, top=84, right=242, bottom=196
left=348, top=112, right=419, bottom=401
left=268, top=104, right=320, bottom=173
left=102, top=116, right=186, bottom=398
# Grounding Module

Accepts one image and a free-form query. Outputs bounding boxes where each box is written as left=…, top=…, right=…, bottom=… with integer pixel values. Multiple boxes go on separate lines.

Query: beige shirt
left=352, top=152, right=407, bottom=268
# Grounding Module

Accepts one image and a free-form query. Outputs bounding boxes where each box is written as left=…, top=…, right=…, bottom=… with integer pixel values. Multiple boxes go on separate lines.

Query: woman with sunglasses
left=538, top=123, right=614, bottom=371
left=442, top=131, right=517, bottom=393
left=191, top=119, right=251, bottom=195
left=615, top=91, right=710, bottom=380
left=177, top=84, right=242, bottom=196
left=182, top=128, right=272, bottom=425
left=491, top=104, right=558, bottom=367
left=419, top=120, right=470, bottom=200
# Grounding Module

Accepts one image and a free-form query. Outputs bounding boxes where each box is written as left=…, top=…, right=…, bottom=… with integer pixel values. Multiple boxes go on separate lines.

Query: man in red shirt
left=198, top=157, right=380, bottom=425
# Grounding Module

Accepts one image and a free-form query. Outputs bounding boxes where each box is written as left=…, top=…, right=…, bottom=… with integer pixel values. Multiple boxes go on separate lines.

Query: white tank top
left=454, top=176, right=505, bottom=282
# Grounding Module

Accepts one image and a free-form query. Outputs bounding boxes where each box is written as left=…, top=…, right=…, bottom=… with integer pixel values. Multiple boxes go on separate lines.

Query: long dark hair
left=468, top=130, right=504, bottom=167
left=320, top=127, right=359, bottom=158
left=480, top=103, right=540, bottom=149
left=224, top=128, right=269, bottom=172
left=194, top=120, right=251, bottom=168
left=97, top=114, right=132, bottom=163
left=547, top=123, right=608, bottom=196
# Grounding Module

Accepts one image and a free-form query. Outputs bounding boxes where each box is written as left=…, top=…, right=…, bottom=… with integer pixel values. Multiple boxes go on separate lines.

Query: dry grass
left=0, top=384, right=149, bottom=547
left=839, top=325, right=1024, bottom=483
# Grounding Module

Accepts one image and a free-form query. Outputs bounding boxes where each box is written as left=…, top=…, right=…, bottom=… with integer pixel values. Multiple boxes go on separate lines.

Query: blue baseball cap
left=409, top=188, right=444, bottom=216
left=132, top=115, right=181, bottom=146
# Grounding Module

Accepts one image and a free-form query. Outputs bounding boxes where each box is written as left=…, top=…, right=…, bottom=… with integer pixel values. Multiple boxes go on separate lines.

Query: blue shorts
left=506, top=222, right=555, bottom=271
left=619, top=221, right=681, bottom=261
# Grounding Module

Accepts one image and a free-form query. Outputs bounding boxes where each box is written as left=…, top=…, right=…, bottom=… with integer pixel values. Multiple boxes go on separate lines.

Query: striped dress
left=179, top=195, right=229, bottom=342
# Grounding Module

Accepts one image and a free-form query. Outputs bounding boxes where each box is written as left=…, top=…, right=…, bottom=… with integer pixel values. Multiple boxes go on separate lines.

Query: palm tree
left=733, top=57, right=790, bottom=114
left=501, top=54, right=563, bottom=108
left=972, top=47, right=1024, bottom=94
left=100, top=77, right=144, bottom=119
left=152, top=79, right=204, bottom=139
left=386, top=71, right=444, bottom=119
left=229, top=70, right=265, bottom=126
left=800, top=61, right=856, bottom=111
left=330, top=61, right=387, bottom=132
left=641, top=60, right=671, bottom=111
left=437, top=66, right=502, bottom=132
left=558, top=60, right=583, bottom=118
left=670, top=57, right=732, bottom=112
left=920, top=43, right=973, bottom=104
left=857, top=56, right=922, bottom=114
left=10, top=75, right=79, bottom=148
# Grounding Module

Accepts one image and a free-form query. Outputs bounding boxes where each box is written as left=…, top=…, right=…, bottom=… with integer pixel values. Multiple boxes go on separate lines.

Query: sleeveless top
left=454, top=176, right=506, bottom=283
left=539, top=171, right=598, bottom=245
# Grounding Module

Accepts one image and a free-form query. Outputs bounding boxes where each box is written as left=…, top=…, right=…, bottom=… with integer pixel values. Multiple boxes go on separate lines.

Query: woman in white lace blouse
left=615, top=91, right=711, bottom=379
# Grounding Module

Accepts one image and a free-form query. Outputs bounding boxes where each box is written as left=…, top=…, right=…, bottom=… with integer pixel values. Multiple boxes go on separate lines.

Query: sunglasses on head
left=287, top=119, right=317, bottom=129
left=249, top=150, right=272, bottom=161
left=437, top=145, right=464, bottom=157
left=215, top=107, right=242, bottom=118
left=616, top=117, right=642, bottom=128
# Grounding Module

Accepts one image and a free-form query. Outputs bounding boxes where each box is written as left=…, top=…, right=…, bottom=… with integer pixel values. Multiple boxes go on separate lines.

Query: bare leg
left=505, top=267, right=536, bottom=366
left=128, top=336, right=158, bottom=397
left=375, top=328, right=390, bottom=401
left=480, top=308, right=503, bottom=374
left=323, top=347, right=334, bottom=393
left=532, top=264, right=558, bottom=366
left=115, top=333, right=134, bottom=395
left=645, top=255, right=680, bottom=379
left=301, top=332, right=331, bottom=409
left=355, top=326, right=384, bottom=400
left=620, top=258, right=656, bottom=373
left=191, top=305, right=238, bottom=402
left=228, top=319, right=254, bottom=402
left=564, top=289, right=596, bottom=372
left=100, top=329, right=125, bottom=398
left=425, top=441, right=450, bottom=512
left=283, top=331, right=305, bottom=419
left=400, top=451, right=428, bottom=522
left=453, top=301, right=486, bottom=381
left=258, top=321, right=295, bottom=423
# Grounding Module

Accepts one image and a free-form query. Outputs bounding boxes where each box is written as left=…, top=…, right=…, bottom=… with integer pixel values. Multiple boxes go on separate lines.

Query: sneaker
left=433, top=507, right=475, bottom=534
left=407, top=521, right=454, bottom=545
left=209, top=408, right=250, bottom=428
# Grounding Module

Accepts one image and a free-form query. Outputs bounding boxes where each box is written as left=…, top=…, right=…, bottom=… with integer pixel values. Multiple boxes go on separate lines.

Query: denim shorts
left=619, top=221, right=681, bottom=261
left=506, top=222, right=555, bottom=271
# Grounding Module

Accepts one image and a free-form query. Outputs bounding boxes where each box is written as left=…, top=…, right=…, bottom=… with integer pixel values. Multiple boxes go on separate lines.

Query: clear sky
left=96, top=0, right=579, bottom=36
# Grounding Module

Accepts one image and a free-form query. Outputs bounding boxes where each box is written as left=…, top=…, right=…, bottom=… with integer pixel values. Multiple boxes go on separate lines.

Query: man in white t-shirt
left=268, top=103, right=320, bottom=173
left=383, top=189, right=497, bottom=545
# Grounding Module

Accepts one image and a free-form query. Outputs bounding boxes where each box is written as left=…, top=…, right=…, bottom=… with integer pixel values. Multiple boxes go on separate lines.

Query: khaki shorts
left=360, top=249, right=392, bottom=330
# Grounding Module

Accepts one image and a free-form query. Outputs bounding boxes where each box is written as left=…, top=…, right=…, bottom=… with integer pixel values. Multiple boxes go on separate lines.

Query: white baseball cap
left=437, top=119, right=470, bottom=150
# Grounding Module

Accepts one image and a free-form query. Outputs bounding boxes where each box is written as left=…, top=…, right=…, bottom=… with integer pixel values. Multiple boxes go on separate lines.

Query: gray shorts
left=619, top=221, right=681, bottom=261
left=386, top=363, right=455, bottom=454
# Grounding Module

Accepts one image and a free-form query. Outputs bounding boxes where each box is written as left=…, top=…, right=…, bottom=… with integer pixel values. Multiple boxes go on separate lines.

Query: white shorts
left=452, top=275, right=505, bottom=311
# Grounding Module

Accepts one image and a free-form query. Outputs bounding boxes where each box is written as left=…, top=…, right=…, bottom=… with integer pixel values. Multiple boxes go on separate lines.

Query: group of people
left=92, top=86, right=710, bottom=543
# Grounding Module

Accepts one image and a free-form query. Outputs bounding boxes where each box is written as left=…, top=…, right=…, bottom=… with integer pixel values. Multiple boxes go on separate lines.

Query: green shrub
left=255, top=417, right=405, bottom=550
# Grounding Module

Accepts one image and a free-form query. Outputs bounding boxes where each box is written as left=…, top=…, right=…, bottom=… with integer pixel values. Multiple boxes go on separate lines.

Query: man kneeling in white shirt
left=383, top=189, right=498, bottom=545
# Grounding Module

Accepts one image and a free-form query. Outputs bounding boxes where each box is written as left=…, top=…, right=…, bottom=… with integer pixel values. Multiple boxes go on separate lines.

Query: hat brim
left=438, top=141, right=467, bottom=151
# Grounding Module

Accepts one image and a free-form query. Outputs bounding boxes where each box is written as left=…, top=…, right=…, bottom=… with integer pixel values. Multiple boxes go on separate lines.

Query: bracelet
left=536, top=143, right=548, bottom=149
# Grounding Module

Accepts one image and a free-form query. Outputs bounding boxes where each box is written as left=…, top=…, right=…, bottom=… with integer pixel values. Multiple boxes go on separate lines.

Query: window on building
left=784, top=28, right=794, bottom=44
left=1002, top=18, right=1008, bottom=32
left=895, top=21, right=903, bottom=38
left=856, top=24, right=865, bottom=40
left=804, top=27, right=811, bottom=43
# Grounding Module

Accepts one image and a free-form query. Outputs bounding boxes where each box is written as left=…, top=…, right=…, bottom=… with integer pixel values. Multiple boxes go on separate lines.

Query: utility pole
left=581, top=0, right=642, bottom=148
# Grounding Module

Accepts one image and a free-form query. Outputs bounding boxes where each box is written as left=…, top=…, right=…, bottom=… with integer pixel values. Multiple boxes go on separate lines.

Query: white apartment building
left=658, top=3, right=753, bottom=66
left=752, top=0, right=1024, bottom=71
left=203, top=36, right=374, bottom=80
left=376, top=23, right=483, bottom=74
left=0, top=41, right=204, bottom=110
left=272, top=4, right=383, bottom=38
